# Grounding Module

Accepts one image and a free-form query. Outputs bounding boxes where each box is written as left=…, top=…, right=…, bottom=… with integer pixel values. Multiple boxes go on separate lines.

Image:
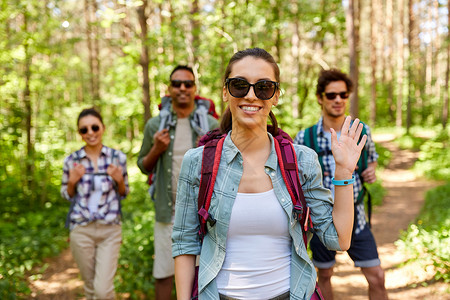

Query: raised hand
left=330, top=116, right=367, bottom=175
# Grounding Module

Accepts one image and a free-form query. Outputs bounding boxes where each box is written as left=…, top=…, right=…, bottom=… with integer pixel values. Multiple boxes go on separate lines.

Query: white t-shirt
left=171, top=118, right=193, bottom=210
left=216, top=189, right=291, bottom=299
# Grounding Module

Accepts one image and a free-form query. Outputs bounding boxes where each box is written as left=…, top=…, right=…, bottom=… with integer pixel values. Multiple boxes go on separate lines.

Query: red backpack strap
left=273, top=136, right=313, bottom=246
left=197, top=134, right=226, bottom=241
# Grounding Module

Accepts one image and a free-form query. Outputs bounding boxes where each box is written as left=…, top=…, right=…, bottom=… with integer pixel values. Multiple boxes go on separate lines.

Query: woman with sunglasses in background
left=61, top=107, right=129, bottom=299
left=172, top=48, right=367, bottom=300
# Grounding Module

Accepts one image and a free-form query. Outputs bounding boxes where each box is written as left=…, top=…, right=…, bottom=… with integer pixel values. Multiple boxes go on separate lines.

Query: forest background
left=0, top=0, right=449, bottom=298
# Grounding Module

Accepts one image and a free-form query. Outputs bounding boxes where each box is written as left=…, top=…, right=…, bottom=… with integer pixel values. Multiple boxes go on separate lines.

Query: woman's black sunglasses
left=226, top=78, right=279, bottom=100
left=323, top=92, right=349, bottom=100
left=79, top=125, right=100, bottom=134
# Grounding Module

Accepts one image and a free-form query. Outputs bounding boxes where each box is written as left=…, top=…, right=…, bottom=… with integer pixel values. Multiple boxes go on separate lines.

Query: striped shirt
left=294, top=117, right=378, bottom=233
left=61, top=146, right=129, bottom=230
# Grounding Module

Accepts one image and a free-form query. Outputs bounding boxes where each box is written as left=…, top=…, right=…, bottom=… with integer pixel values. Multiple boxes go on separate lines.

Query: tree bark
left=386, top=0, right=395, bottom=121
left=23, top=12, right=34, bottom=201
left=189, top=0, right=200, bottom=68
left=84, top=0, right=100, bottom=105
left=406, top=0, right=414, bottom=134
left=137, top=0, right=151, bottom=122
left=370, top=0, right=378, bottom=126
left=443, top=0, right=450, bottom=128
left=396, top=0, right=405, bottom=127
left=346, top=0, right=360, bottom=118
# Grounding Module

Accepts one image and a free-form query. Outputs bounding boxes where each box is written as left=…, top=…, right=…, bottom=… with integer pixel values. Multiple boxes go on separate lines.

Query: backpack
left=157, top=95, right=219, bottom=135
left=190, top=127, right=323, bottom=300
left=303, top=121, right=372, bottom=225
left=65, top=148, right=122, bottom=229
left=147, top=95, right=219, bottom=188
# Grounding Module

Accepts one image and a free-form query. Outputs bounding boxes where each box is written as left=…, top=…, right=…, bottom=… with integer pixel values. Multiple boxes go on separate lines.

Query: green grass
left=414, top=129, right=450, bottom=181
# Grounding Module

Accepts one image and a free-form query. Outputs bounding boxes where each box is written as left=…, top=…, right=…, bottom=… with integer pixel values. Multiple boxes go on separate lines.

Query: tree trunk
left=396, top=0, right=405, bottom=127
left=92, top=0, right=100, bottom=104
left=406, top=0, right=414, bottom=134
left=219, top=0, right=227, bottom=114
left=189, top=0, right=200, bottom=69
left=443, top=0, right=450, bottom=128
left=84, top=0, right=100, bottom=105
left=346, top=0, right=360, bottom=118
left=386, top=0, right=395, bottom=122
left=370, top=0, right=378, bottom=126
left=137, top=0, right=151, bottom=122
left=23, top=12, right=34, bottom=202
left=433, top=0, right=442, bottom=104
left=425, top=1, right=433, bottom=97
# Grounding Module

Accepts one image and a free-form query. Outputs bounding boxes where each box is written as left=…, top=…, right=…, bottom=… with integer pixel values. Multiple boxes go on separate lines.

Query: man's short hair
left=316, top=69, right=353, bottom=96
left=170, top=65, right=195, bottom=80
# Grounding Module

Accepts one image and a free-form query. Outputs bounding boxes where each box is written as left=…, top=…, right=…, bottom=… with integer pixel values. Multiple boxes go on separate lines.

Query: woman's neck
left=84, top=143, right=103, bottom=156
left=230, top=123, right=270, bottom=155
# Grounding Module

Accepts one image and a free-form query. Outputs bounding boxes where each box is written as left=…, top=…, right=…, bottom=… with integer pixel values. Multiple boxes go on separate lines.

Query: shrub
left=396, top=182, right=450, bottom=282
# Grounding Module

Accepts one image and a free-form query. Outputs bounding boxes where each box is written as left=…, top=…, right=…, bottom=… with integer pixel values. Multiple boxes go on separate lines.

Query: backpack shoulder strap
left=158, top=96, right=174, bottom=132
left=66, top=150, right=81, bottom=229
left=356, top=121, right=368, bottom=177
left=304, top=124, right=326, bottom=177
left=197, top=133, right=226, bottom=241
left=273, top=134, right=312, bottom=248
left=191, top=99, right=211, bottom=136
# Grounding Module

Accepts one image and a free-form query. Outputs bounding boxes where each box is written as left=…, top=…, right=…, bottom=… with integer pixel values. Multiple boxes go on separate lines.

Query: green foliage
left=115, top=178, right=156, bottom=298
left=0, top=205, right=68, bottom=297
left=396, top=182, right=450, bottom=283
left=414, top=129, right=450, bottom=181
left=365, top=180, right=385, bottom=208
left=395, top=134, right=428, bottom=151
left=375, top=142, right=391, bottom=169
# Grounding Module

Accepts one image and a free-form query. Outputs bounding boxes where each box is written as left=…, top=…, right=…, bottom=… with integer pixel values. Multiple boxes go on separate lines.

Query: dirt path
left=28, top=135, right=449, bottom=299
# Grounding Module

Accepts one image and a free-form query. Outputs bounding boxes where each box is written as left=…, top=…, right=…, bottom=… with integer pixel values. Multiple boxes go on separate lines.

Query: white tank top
left=216, top=189, right=291, bottom=299
left=88, top=175, right=103, bottom=215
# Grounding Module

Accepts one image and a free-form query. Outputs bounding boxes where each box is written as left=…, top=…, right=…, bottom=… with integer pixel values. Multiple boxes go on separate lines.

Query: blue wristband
left=331, top=175, right=355, bottom=186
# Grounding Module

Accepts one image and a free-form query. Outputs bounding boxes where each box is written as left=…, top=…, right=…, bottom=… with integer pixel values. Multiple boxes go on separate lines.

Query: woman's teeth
left=241, top=106, right=259, bottom=112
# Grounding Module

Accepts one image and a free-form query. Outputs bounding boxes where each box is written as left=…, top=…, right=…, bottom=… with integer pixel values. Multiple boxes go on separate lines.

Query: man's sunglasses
left=225, top=78, right=279, bottom=100
left=323, top=92, right=349, bottom=100
left=79, top=125, right=100, bottom=134
left=171, top=80, right=195, bottom=88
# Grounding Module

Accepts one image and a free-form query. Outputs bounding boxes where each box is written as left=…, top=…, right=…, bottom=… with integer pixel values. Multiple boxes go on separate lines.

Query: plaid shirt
left=294, top=117, right=378, bottom=233
left=61, top=146, right=129, bottom=230
left=172, top=133, right=341, bottom=299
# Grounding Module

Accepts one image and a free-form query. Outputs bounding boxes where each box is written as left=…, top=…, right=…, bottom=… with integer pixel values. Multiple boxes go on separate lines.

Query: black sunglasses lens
left=325, top=92, right=349, bottom=100
left=79, top=127, right=88, bottom=134
left=255, top=81, right=276, bottom=100
left=171, top=80, right=194, bottom=88
left=171, top=80, right=182, bottom=88
left=229, top=79, right=250, bottom=98
left=183, top=81, right=194, bottom=88
left=340, top=92, right=349, bottom=99
left=92, top=125, right=100, bottom=132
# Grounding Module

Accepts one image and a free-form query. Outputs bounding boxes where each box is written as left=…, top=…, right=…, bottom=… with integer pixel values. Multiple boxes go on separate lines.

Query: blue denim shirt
left=172, top=133, right=341, bottom=300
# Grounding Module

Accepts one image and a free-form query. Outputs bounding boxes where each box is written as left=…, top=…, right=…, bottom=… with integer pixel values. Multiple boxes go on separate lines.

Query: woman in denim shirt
left=172, top=48, right=367, bottom=300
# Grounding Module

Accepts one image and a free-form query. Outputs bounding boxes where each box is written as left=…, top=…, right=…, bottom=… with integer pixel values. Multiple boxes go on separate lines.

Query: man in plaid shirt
left=294, top=69, right=388, bottom=300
